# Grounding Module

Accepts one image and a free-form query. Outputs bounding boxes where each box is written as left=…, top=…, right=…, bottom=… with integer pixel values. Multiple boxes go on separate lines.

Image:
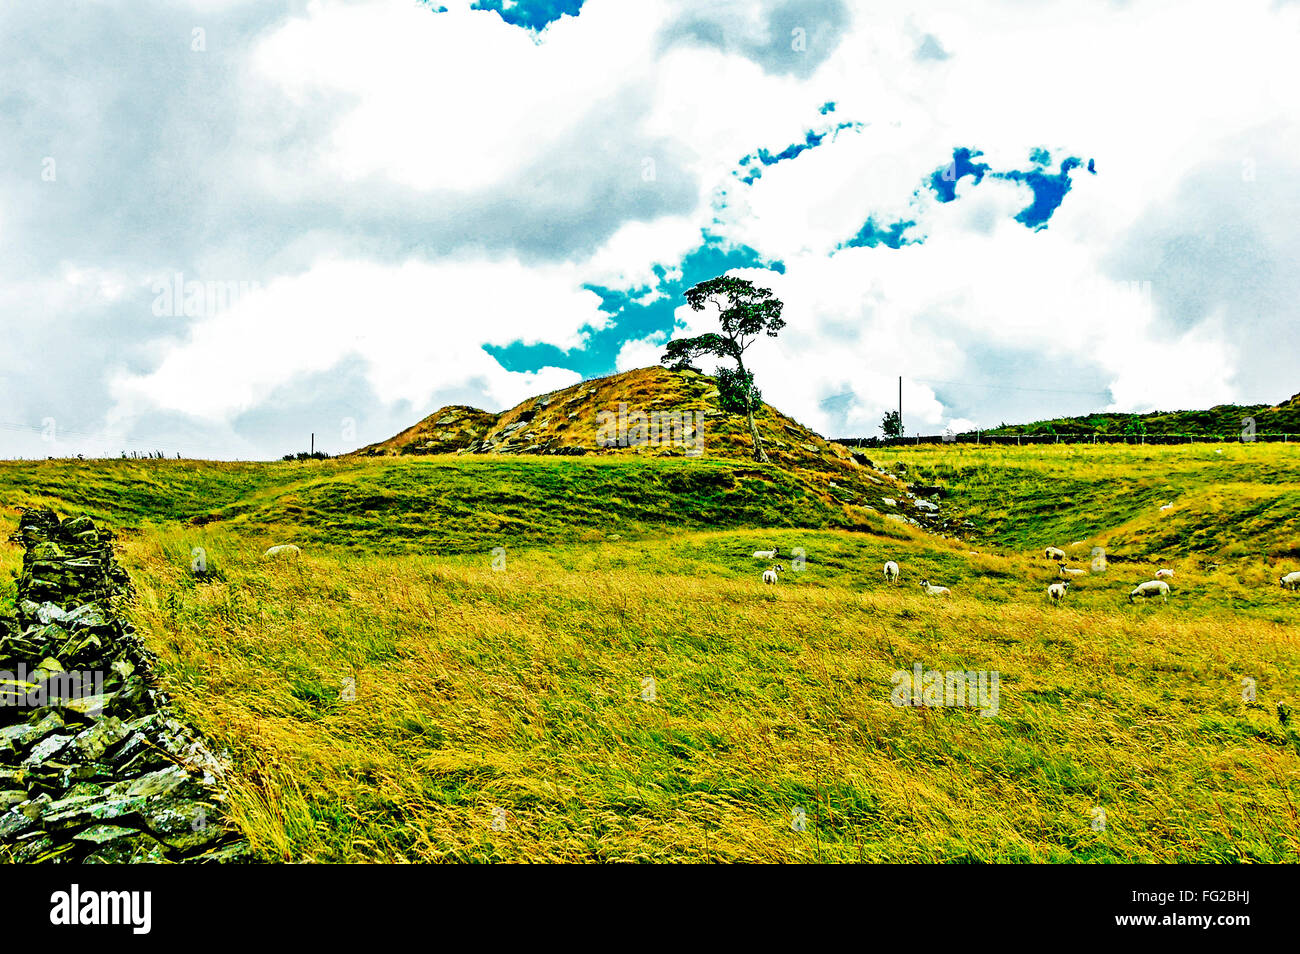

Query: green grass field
left=872, top=442, right=1300, bottom=564
left=2, top=444, right=1298, bottom=862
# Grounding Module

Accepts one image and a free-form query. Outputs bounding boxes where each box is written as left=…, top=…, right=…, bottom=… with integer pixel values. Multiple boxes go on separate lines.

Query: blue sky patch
left=738, top=129, right=828, bottom=184
left=929, top=147, right=992, bottom=202
left=470, top=1, right=585, bottom=31
left=736, top=119, right=862, bottom=184
left=484, top=237, right=784, bottom=376
left=993, top=156, right=1091, bottom=230
left=838, top=217, right=918, bottom=250
left=929, top=147, right=1095, bottom=229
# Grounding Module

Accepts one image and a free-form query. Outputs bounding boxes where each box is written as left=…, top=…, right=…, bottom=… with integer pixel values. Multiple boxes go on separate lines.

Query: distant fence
left=836, top=433, right=1300, bottom=448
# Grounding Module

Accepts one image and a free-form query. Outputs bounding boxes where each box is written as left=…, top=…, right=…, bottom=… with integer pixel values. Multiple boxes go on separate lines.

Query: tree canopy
left=661, top=276, right=785, bottom=462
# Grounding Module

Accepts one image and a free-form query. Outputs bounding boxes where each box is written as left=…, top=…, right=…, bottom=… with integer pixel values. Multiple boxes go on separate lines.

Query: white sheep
left=918, top=578, right=950, bottom=597
left=883, top=560, right=900, bottom=583
left=1129, top=580, right=1170, bottom=603
left=762, top=564, right=784, bottom=585
left=1155, top=568, right=1175, bottom=581
left=752, top=547, right=778, bottom=559
left=1045, top=546, right=1066, bottom=561
left=1280, top=571, right=1300, bottom=591
left=1058, top=563, right=1087, bottom=578
left=263, top=544, right=301, bottom=558
left=1047, top=581, right=1070, bottom=603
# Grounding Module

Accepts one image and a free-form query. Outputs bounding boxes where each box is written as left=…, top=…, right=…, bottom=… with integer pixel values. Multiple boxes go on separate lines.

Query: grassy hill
left=345, top=366, right=952, bottom=530
left=980, top=391, right=1300, bottom=437
left=2, top=417, right=1298, bottom=862
left=350, top=365, right=847, bottom=461
left=871, top=442, right=1300, bottom=565
left=0, top=454, right=919, bottom=559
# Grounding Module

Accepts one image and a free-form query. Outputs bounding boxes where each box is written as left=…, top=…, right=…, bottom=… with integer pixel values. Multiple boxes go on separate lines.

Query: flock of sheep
left=753, top=545, right=1300, bottom=604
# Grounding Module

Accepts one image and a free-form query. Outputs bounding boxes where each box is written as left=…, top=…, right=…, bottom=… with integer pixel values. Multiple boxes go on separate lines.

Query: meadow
left=1, top=444, right=1297, bottom=862
left=871, top=441, right=1300, bottom=564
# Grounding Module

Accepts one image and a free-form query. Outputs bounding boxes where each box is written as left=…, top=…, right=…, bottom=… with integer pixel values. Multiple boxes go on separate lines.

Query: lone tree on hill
left=660, top=276, right=785, bottom=463
left=880, top=410, right=903, bottom=439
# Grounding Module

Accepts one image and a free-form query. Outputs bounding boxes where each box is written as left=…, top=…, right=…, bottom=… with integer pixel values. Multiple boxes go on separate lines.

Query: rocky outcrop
left=339, top=366, right=943, bottom=531
left=353, top=405, right=500, bottom=457
left=0, top=508, right=249, bottom=863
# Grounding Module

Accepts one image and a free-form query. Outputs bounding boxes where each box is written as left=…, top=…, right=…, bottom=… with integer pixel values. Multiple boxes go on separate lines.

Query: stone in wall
left=0, top=508, right=250, bottom=863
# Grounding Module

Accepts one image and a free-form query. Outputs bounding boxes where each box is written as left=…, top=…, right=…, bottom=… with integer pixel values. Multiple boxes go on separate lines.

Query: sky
left=3, top=0, right=1299, bottom=458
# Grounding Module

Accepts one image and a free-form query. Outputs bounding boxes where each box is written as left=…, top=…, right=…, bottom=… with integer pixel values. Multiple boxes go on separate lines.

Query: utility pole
left=898, top=376, right=903, bottom=436
left=311, top=432, right=314, bottom=455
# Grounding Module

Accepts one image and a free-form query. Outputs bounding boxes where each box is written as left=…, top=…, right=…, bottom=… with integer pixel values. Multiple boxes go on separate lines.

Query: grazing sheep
left=1155, top=568, right=1175, bottom=581
left=1047, top=581, right=1070, bottom=603
left=752, top=547, right=778, bottom=559
left=883, top=560, right=900, bottom=583
left=1129, top=580, right=1170, bottom=603
left=1045, top=546, right=1066, bottom=561
left=762, top=564, right=785, bottom=585
left=263, top=544, right=301, bottom=558
left=1280, top=571, right=1300, bottom=591
left=918, top=578, right=951, bottom=597
left=1058, top=563, right=1087, bottom=578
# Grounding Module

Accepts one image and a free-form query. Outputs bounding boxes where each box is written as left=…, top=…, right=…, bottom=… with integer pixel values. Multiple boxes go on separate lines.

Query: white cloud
left=248, top=0, right=671, bottom=194
left=108, top=256, right=603, bottom=425
left=615, top=331, right=670, bottom=371
left=7, top=0, right=1300, bottom=456
left=660, top=0, right=1300, bottom=433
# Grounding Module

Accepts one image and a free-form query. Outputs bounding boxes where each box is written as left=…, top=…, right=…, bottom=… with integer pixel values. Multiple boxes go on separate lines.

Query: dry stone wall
left=0, top=508, right=249, bottom=863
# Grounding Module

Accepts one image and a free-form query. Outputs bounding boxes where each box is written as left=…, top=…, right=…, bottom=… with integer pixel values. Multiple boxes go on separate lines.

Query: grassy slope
left=0, top=456, right=897, bottom=557
left=0, top=460, right=289, bottom=527
left=979, top=392, right=1300, bottom=436
left=0, top=445, right=1297, bottom=862
left=873, top=443, right=1300, bottom=565
left=116, top=526, right=1300, bottom=862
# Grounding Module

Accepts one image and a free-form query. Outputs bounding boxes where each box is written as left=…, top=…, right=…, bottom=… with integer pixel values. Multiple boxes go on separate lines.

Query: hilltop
left=348, top=366, right=957, bottom=534
left=352, top=365, right=839, bottom=462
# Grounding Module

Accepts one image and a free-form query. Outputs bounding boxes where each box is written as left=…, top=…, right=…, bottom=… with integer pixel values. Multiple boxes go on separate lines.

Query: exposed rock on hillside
left=357, top=405, right=498, bottom=457
left=347, top=366, right=945, bottom=530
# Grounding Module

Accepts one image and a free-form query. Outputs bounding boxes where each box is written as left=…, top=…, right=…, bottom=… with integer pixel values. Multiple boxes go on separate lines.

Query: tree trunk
left=735, top=355, right=769, bottom=463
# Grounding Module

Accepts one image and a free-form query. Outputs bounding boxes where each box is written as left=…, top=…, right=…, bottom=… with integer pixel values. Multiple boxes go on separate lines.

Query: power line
left=816, top=377, right=1111, bottom=407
